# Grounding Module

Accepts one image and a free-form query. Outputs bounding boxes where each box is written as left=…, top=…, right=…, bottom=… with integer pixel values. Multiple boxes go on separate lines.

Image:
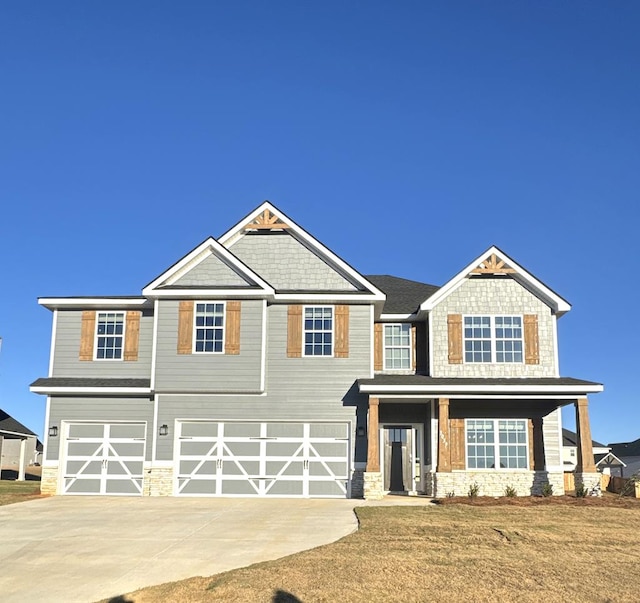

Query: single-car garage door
left=176, top=421, right=350, bottom=497
left=62, top=422, right=146, bottom=495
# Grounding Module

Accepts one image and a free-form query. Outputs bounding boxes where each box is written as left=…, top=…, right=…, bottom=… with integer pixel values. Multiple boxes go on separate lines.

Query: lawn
left=0, top=480, right=42, bottom=506
left=105, top=498, right=640, bottom=603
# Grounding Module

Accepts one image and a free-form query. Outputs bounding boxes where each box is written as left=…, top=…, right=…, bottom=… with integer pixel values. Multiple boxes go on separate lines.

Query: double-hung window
left=466, top=419, right=528, bottom=469
left=384, top=323, right=411, bottom=369
left=304, top=306, right=333, bottom=356
left=194, top=302, right=225, bottom=353
left=464, top=315, right=523, bottom=363
left=95, top=312, right=125, bottom=360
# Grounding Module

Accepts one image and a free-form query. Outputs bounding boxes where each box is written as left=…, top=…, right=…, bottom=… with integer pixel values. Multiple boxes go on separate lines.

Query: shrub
left=504, top=485, right=517, bottom=498
left=446, top=491, right=455, bottom=498
left=575, top=485, right=587, bottom=498
left=541, top=482, right=554, bottom=497
left=468, top=482, right=480, bottom=499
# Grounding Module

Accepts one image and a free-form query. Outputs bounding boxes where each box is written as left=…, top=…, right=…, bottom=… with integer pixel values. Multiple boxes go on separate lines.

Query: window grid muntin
left=194, top=302, right=225, bottom=353
left=95, top=312, right=125, bottom=360
left=464, top=315, right=524, bottom=364
left=384, top=323, right=411, bottom=370
left=303, top=306, right=333, bottom=357
left=465, top=419, right=528, bottom=470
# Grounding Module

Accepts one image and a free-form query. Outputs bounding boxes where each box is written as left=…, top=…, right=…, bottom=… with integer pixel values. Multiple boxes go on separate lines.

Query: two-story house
left=31, top=202, right=603, bottom=499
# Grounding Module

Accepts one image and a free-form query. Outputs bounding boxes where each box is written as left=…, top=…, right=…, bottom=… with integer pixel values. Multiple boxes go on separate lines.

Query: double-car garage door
left=61, top=421, right=350, bottom=498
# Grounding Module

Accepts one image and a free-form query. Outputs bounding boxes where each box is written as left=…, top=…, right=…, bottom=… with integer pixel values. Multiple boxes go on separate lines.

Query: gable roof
left=420, top=246, right=571, bottom=316
left=218, top=201, right=386, bottom=303
left=0, top=409, right=37, bottom=437
left=365, top=275, right=440, bottom=316
left=609, top=438, right=640, bottom=457
left=562, top=428, right=607, bottom=449
left=142, top=236, right=275, bottom=298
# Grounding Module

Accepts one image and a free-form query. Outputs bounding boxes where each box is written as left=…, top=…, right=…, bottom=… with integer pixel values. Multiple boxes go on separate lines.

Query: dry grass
left=0, top=480, right=42, bottom=506
left=107, top=498, right=640, bottom=603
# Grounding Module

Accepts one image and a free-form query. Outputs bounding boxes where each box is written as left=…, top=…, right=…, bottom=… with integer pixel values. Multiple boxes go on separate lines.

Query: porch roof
left=357, top=375, right=603, bottom=396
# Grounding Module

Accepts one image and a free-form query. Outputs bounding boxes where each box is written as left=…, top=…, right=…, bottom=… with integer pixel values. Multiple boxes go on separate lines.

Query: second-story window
left=95, top=312, right=124, bottom=360
left=384, top=324, right=411, bottom=369
left=464, top=316, right=523, bottom=363
left=194, top=302, right=225, bottom=353
left=304, top=306, right=333, bottom=356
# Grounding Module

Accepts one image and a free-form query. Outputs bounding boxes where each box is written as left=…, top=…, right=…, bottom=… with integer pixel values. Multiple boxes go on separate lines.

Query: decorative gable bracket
left=242, top=208, right=290, bottom=231
left=470, top=253, right=515, bottom=275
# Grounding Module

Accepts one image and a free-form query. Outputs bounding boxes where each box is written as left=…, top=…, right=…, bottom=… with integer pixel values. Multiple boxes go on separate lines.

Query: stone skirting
left=40, top=465, right=59, bottom=495
left=363, top=471, right=383, bottom=500
left=434, top=470, right=565, bottom=498
left=574, top=472, right=602, bottom=497
left=143, top=467, right=174, bottom=496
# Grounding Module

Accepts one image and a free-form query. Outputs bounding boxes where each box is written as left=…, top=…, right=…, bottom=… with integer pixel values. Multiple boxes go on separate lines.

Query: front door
left=383, top=426, right=414, bottom=492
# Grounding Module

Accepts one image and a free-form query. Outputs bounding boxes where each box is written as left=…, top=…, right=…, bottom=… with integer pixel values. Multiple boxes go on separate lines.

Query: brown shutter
left=411, top=324, right=417, bottom=371
left=225, top=301, right=241, bottom=355
left=447, top=314, right=463, bottom=364
left=374, top=323, right=383, bottom=371
left=124, top=311, right=141, bottom=361
left=334, top=305, right=349, bottom=358
left=177, top=301, right=194, bottom=355
left=450, top=418, right=466, bottom=470
left=79, top=311, right=96, bottom=361
left=528, top=419, right=535, bottom=470
left=287, top=305, right=302, bottom=358
left=524, top=314, right=539, bottom=365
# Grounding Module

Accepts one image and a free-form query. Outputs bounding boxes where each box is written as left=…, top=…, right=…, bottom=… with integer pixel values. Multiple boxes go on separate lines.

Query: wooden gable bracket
left=242, top=208, right=291, bottom=231
left=470, top=253, right=516, bottom=275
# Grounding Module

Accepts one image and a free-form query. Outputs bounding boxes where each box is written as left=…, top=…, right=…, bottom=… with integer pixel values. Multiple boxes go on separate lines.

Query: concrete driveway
left=0, top=496, right=359, bottom=603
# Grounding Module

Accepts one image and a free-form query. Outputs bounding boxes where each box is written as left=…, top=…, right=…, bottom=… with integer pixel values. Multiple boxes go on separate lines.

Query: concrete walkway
left=0, top=496, right=365, bottom=603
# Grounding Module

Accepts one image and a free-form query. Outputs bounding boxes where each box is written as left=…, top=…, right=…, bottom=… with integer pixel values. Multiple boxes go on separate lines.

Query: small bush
left=446, top=491, right=455, bottom=498
left=541, top=482, right=554, bottom=497
left=504, top=485, right=517, bottom=498
left=468, top=482, right=480, bottom=499
left=575, top=485, right=587, bottom=498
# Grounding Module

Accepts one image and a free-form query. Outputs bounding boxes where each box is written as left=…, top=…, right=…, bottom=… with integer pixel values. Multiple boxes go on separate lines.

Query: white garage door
left=62, top=423, right=146, bottom=495
left=175, top=421, right=350, bottom=498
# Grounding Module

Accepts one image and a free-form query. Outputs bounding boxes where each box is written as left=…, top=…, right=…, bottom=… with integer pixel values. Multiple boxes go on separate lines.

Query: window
left=304, top=306, right=333, bottom=356
left=464, top=316, right=523, bottom=363
left=384, top=324, right=411, bottom=369
left=194, top=302, right=225, bottom=353
left=466, top=419, right=528, bottom=469
left=95, top=312, right=124, bottom=359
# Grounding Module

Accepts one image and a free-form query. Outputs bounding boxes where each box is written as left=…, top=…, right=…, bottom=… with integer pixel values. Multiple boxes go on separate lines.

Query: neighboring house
left=609, top=438, right=640, bottom=478
left=562, top=428, right=611, bottom=472
left=0, top=409, right=41, bottom=480
left=30, top=202, right=603, bottom=499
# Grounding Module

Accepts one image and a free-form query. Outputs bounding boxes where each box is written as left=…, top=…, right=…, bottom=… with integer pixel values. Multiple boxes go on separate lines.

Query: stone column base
left=143, top=467, right=174, bottom=496
left=363, top=471, right=383, bottom=500
left=575, top=472, right=602, bottom=497
left=40, top=465, right=59, bottom=495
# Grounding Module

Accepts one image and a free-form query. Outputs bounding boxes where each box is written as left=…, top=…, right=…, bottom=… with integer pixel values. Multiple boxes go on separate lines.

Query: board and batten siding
left=46, top=396, right=154, bottom=462
left=51, top=310, right=153, bottom=378
left=431, top=278, right=557, bottom=378
left=542, top=407, right=562, bottom=470
left=153, top=299, right=263, bottom=392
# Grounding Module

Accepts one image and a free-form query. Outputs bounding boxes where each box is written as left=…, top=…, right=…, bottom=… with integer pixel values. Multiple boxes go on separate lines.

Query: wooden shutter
left=177, top=301, right=194, bottom=355
left=225, top=301, right=241, bottom=355
left=447, top=314, right=463, bottom=364
left=124, top=311, right=141, bottom=361
left=524, top=314, right=539, bottom=365
left=334, top=305, right=349, bottom=358
left=411, top=324, right=417, bottom=371
left=450, top=417, right=466, bottom=470
left=528, top=419, right=535, bottom=470
left=287, top=305, right=302, bottom=358
left=79, top=311, right=96, bottom=361
left=374, top=323, right=383, bottom=371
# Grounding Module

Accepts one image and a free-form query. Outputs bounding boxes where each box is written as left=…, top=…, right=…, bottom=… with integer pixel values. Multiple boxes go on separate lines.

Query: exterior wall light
left=357, top=426, right=366, bottom=437
left=159, top=424, right=169, bottom=436
left=48, top=426, right=58, bottom=437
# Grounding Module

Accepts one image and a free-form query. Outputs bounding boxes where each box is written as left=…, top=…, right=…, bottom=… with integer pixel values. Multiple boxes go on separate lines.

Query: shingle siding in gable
left=431, top=278, right=556, bottom=378
left=229, top=232, right=358, bottom=291
left=170, top=253, right=251, bottom=287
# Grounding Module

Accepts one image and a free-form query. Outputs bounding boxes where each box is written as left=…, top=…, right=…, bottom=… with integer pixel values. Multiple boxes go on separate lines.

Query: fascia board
left=379, top=313, right=418, bottom=321
left=142, top=237, right=275, bottom=297
left=38, top=298, right=149, bottom=310
left=273, top=293, right=382, bottom=303
left=419, top=245, right=572, bottom=315
left=358, top=383, right=604, bottom=394
left=29, top=387, right=153, bottom=395
left=219, top=202, right=386, bottom=301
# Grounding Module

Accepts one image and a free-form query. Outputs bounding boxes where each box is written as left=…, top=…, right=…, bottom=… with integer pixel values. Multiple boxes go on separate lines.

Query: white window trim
left=465, top=418, right=530, bottom=471
left=94, top=311, right=126, bottom=361
left=302, top=305, right=334, bottom=358
left=463, top=314, right=524, bottom=364
left=382, top=323, right=412, bottom=371
left=192, top=301, right=226, bottom=354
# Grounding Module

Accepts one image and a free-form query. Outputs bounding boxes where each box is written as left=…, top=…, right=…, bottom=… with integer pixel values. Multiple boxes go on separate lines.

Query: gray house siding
left=171, top=253, right=252, bottom=287
left=154, top=299, right=263, bottom=392
left=46, top=396, right=154, bottom=462
left=52, top=310, right=153, bottom=378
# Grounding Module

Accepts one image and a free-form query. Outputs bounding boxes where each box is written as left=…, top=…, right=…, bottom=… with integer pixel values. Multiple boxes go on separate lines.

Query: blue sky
left=1, top=2, right=638, bottom=444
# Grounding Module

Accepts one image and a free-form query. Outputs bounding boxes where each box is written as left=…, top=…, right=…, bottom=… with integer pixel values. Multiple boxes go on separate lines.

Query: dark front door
left=383, top=427, right=413, bottom=492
